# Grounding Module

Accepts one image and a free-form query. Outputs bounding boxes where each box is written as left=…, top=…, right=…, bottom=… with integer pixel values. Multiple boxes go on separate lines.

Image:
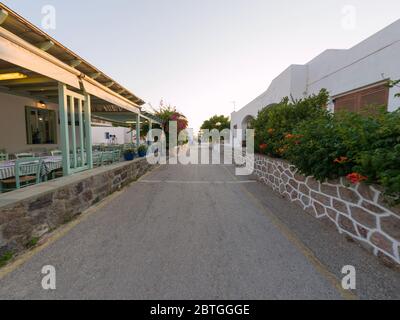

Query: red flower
left=346, top=173, right=367, bottom=184
left=259, top=143, right=268, bottom=151
left=334, top=156, right=349, bottom=164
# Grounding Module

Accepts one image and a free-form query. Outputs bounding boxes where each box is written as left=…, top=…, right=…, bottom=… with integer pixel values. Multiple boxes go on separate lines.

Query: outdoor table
left=0, top=152, right=107, bottom=181
left=0, top=156, right=63, bottom=180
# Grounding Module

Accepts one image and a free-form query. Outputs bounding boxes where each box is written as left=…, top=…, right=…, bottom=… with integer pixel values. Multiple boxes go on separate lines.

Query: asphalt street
left=0, top=158, right=398, bottom=299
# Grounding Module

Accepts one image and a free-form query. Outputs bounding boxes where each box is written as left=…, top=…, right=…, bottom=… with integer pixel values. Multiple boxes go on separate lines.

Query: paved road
left=0, top=159, right=399, bottom=299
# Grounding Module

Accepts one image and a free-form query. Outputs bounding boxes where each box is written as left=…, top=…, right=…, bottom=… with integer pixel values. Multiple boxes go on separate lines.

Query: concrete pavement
left=0, top=161, right=398, bottom=299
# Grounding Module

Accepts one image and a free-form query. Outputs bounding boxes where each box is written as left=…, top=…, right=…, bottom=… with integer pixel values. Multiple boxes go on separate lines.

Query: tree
left=200, top=115, right=230, bottom=131
left=150, top=100, right=189, bottom=147
left=152, top=100, right=188, bottom=134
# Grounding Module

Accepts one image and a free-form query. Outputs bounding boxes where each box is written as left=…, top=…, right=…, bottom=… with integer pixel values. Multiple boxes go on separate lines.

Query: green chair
left=50, top=150, right=62, bottom=156
left=93, top=153, right=103, bottom=167
left=0, top=153, right=8, bottom=161
left=49, top=150, right=63, bottom=179
left=0, top=157, right=42, bottom=192
left=112, top=150, right=121, bottom=163
left=101, top=151, right=114, bottom=165
left=16, top=152, right=35, bottom=159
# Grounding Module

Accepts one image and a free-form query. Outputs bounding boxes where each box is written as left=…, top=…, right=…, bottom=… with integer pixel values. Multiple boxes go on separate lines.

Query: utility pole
left=230, top=101, right=236, bottom=112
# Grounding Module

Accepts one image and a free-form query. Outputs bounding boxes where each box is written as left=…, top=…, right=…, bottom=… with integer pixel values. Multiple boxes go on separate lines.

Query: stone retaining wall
left=249, top=153, right=400, bottom=264
left=0, top=157, right=155, bottom=258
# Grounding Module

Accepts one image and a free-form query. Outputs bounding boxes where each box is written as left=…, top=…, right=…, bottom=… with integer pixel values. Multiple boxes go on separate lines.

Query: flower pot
left=138, top=150, right=146, bottom=158
left=124, top=153, right=135, bottom=161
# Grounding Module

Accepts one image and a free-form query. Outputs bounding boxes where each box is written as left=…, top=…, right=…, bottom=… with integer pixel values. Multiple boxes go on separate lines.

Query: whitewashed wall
left=91, top=126, right=132, bottom=145
left=0, top=91, right=59, bottom=153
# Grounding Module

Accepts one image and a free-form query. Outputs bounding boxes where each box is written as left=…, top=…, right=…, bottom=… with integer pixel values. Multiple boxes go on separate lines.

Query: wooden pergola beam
left=69, top=59, right=82, bottom=68
left=0, top=9, right=8, bottom=25
left=37, top=40, right=55, bottom=52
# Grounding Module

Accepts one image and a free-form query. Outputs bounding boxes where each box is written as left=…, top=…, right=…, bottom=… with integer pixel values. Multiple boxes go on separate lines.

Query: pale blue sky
left=3, top=0, right=400, bottom=130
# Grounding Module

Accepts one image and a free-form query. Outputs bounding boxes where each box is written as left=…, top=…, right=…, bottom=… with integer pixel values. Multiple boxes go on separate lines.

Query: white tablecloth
left=0, top=156, right=62, bottom=180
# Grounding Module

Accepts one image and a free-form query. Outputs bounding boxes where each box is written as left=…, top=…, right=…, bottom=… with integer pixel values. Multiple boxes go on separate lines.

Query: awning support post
left=58, top=83, right=71, bottom=176
left=69, top=96, right=77, bottom=169
left=84, top=91, right=93, bottom=169
left=136, top=113, right=141, bottom=146
left=148, top=120, right=153, bottom=143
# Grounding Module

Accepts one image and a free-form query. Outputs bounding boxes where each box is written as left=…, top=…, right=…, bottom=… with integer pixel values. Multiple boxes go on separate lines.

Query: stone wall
left=250, top=154, right=400, bottom=264
left=0, top=157, right=155, bottom=258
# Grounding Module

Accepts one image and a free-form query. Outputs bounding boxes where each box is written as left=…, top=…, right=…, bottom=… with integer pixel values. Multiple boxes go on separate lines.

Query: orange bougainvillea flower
left=334, top=156, right=349, bottom=164
left=285, top=133, right=303, bottom=140
left=346, top=173, right=368, bottom=184
left=259, top=143, right=268, bottom=151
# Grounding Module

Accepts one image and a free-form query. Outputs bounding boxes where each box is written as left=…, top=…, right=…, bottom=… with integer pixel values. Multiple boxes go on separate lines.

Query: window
left=25, top=106, right=57, bottom=144
left=334, top=83, right=389, bottom=114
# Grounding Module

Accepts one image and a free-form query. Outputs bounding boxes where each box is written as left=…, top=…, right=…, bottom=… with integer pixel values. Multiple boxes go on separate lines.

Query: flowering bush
left=346, top=173, right=368, bottom=184
left=152, top=101, right=188, bottom=148
left=252, top=89, right=329, bottom=157
left=252, top=88, right=400, bottom=203
left=285, top=110, right=400, bottom=201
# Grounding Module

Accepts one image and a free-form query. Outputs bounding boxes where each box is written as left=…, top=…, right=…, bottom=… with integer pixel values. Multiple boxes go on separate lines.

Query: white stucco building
left=231, top=19, right=400, bottom=145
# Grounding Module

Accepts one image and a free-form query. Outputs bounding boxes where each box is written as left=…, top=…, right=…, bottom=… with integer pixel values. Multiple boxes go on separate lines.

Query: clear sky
left=3, top=0, right=400, bottom=131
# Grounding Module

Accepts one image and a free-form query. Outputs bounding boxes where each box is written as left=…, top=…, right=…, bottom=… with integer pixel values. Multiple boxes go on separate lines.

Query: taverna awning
left=0, top=3, right=144, bottom=115
left=0, top=3, right=160, bottom=176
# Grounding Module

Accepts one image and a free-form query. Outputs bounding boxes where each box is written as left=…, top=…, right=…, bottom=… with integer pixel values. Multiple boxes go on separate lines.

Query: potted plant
left=123, top=148, right=137, bottom=161
left=137, top=144, right=148, bottom=158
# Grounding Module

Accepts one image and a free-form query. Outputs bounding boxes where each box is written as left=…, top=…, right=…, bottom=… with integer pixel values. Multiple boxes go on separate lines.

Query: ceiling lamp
left=36, top=100, right=47, bottom=109
left=0, top=72, right=27, bottom=81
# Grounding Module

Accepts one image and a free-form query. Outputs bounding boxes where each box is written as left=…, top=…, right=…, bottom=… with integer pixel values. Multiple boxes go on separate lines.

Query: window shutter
left=334, top=83, right=389, bottom=114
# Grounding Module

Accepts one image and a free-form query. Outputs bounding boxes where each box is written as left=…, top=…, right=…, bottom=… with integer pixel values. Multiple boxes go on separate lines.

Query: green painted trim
left=58, top=83, right=71, bottom=176
left=69, top=96, right=77, bottom=169
left=84, top=92, right=93, bottom=169
left=136, top=113, right=141, bottom=146
left=78, top=99, right=85, bottom=167
left=69, top=166, right=89, bottom=175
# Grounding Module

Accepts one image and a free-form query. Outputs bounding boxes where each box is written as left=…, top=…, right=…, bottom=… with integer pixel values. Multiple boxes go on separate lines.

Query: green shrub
left=252, top=87, right=400, bottom=203
left=252, top=89, right=329, bottom=157
left=138, top=144, right=148, bottom=155
left=285, top=111, right=382, bottom=180
left=123, top=147, right=137, bottom=156
left=285, top=109, right=400, bottom=202
left=354, top=110, right=400, bottom=200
